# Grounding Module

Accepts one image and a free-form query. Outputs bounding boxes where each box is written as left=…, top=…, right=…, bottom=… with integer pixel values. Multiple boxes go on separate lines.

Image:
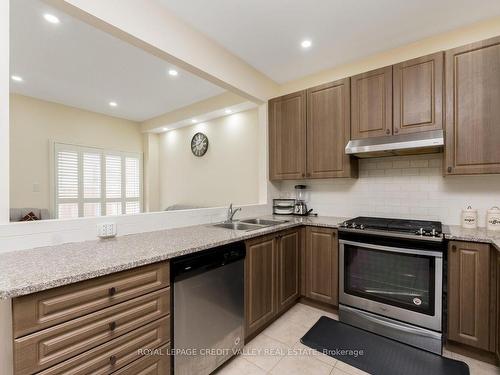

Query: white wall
left=9, top=94, right=143, bottom=213
left=0, top=0, right=9, bottom=224
left=48, top=0, right=278, bottom=102
left=276, top=153, right=500, bottom=227
left=280, top=16, right=500, bottom=95
left=143, top=133, right=161, bottom=212
left=158, top=109, right=260, bottom=209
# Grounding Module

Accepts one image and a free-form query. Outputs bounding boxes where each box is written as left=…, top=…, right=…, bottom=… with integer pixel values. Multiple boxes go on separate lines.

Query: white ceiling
left=158, top=0, right=500, bottom=83
left=10, top=0, right=225, bottom=122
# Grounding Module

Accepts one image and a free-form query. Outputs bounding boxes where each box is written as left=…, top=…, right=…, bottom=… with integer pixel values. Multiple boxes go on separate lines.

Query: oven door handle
left=345, top=307, right=442, bottom=339
left=339, top=240, right=443, bottom=258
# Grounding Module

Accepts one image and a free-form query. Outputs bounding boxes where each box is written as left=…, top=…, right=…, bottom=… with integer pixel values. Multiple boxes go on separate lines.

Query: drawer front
left=13, top=262, right=169, bottom=338
left=112, top=343, right=170, bottom=375
left=14, top=289, right=170, bottom=375
left=36, top=316, right=170, bottom=375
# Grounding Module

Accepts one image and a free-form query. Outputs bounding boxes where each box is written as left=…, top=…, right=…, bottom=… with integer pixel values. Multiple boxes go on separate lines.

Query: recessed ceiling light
left=168, top=69, right=178, bottom=77
left=191, top=119, right=197, bottom=124
left=225, top=109, right=233, bottom=114
left=43, top=14, right=60, bottom=24
left=301, top=39, right=312, bottom=49
left=11, top=75, right=23, bottom=82
left=162, top=127, right=168, bottom=131
left=109, top=101, right=117, bottom=107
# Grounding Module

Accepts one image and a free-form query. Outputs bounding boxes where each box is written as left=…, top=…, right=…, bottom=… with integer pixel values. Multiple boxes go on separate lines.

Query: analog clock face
left=191, top=132, right=209, bottom=157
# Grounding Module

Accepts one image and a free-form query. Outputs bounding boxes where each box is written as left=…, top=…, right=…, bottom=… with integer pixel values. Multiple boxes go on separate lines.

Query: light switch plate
left=97, top=223, right=117, bottom=238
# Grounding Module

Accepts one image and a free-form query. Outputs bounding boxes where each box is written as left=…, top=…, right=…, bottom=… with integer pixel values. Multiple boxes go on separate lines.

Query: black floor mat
left=301, top=316, right=469, bottom=375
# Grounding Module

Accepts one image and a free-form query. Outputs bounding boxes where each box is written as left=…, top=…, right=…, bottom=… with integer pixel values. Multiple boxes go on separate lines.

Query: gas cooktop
left=340, top=216, right=443, bottom=238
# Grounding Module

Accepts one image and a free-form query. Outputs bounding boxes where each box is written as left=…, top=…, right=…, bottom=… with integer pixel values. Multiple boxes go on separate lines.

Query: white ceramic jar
left=486, top=206, right=500, bottom=231
left=461, top=206, right=478, bottom=229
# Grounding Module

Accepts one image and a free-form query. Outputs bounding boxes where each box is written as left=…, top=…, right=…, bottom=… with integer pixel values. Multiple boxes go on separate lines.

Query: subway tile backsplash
left=275, top=153, right=500, bottom=226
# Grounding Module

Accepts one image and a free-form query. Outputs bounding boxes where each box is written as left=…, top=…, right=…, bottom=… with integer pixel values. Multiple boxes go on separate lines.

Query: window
left=54, top=143, right=142, bottom=219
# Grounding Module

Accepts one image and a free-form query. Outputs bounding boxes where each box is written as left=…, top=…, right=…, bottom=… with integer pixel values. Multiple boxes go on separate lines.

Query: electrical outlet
left=97, top=223, right=117, bottom=239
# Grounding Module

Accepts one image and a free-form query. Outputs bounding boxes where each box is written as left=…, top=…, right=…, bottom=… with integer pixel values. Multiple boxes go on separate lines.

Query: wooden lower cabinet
left=448, top=241, right=491, bottom=351
left=497, top=251, right=500, bottom=361
left=245, top=234, right=278, bottom=337
left=245, top=229, right=300, bottom=338
left=277, top=229, right=301, bottom=313
left=305, top=227, right=338, bottom=306
left=112, top=343, right=170, bottom=375
left=12, top=262, right=171, bottom=375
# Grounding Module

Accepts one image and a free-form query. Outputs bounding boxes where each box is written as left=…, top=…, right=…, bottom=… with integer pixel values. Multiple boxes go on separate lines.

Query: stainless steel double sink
left=213, top=218, right=288, bottom=231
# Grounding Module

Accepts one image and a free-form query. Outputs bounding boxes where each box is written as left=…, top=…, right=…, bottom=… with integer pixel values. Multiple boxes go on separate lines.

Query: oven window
left=344, top=244, right=435, bottom=315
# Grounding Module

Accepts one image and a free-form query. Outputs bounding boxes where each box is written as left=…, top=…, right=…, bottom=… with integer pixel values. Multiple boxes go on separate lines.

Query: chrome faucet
left=226, top=203, right=242, bottom=222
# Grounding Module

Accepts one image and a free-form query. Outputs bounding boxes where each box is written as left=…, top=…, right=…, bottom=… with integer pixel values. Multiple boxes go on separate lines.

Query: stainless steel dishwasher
left=172, top=242, right=245, bottom=375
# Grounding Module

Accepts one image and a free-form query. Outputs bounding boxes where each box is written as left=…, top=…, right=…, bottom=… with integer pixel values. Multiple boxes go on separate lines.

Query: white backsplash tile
left=275, top=153, right=500, bottom=226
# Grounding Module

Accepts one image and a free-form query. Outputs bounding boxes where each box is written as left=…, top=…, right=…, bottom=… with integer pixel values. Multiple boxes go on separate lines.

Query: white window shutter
left=105, top=155, right=122, bottom=199
left=56, top=151, right=79, bottom=199
left=54, top=143, right=142, bottom=219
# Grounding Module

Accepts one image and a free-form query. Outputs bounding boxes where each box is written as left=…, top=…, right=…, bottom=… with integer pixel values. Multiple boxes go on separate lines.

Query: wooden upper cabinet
left=351, top=66, right=393, bottom=139
left=277, top=229, right=300, bottom=313
left=445, top=36, right=500, bottom=175
left=393, top=52, right=444, bottom=135
left=305, top=227, right=338, bottom=306
left=448, top=241, right=491, bottom=350
left=307, top=79, right=357, bottom=178
left=269, top=91, right=307, bottom=180
left=245, top=234, right=277, bottom=337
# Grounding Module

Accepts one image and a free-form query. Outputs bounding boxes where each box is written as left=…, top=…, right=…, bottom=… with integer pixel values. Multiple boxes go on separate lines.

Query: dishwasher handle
left=172, top=241, right=246, bottom=282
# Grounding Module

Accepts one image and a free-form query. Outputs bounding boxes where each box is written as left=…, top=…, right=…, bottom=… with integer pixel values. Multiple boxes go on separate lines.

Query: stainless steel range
left=338, top=217, right=445, bottom=354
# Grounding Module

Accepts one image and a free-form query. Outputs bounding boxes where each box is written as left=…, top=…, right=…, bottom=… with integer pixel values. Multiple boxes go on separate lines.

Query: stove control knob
left=351, top=222, right=357, bottom=229
left=359, top=224, right=365, bottom=230
left=417, top=228, right=425, bottom=236
left=342, top=221, right=348, bottom=228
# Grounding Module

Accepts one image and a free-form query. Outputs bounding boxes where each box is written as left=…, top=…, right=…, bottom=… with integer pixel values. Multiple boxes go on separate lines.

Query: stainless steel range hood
left=345, top=130, right=444, bottom=158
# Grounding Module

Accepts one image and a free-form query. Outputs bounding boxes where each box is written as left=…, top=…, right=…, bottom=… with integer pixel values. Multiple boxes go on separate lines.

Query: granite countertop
left=0, top=215, right=346, bottom=299
left=444, top=225, right=500, bottom=250
left=2, top=214, right=499, bottom=300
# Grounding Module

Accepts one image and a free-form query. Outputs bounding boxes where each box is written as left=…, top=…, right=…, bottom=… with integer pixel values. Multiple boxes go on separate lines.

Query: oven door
left=339, top=239, right=442, bottom=332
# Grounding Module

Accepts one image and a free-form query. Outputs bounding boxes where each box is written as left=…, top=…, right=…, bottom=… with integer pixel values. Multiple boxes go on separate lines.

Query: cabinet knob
left=301, top=173, right=305, bottom=178
left=394, top=129, right=399, bottom=134
left=447, top=166, right=452, bottom=173
left=386, top=129, right=390, bottom=135
left=451, top=245, right=457, bottom=252
left=109, top=321, right=116, bottom=331
left=108, top=287, right=117, bottom=296
left=109, top=355, right=117, bottom=365
left=306, top=173, right=311, bottom=177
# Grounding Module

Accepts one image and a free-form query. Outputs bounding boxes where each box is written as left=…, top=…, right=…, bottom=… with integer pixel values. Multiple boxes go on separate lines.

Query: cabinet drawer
left=35, top=316, right=170, bottom=375
left=112, top=343, right=170, bottom=375
left=13, top=262, right=169, bottom=337
left=14, top=288, right=170, bottom=375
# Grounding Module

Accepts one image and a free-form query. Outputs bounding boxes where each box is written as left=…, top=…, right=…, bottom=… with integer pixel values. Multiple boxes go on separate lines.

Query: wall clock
left=191, top=132, right=209, bottom=157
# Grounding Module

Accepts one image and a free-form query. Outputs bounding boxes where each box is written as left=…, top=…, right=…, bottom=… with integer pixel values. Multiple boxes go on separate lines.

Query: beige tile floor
left=215, top=303, right=500, bottom=375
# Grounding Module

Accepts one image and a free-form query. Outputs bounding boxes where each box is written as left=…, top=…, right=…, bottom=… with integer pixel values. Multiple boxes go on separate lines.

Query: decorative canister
left=486, top=206, right=500, bottom=231
left=461, top=205, right=478, bottom=229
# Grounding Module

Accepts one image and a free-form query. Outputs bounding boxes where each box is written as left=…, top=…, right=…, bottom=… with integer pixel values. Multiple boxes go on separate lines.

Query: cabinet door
left=351, top=66, right=393, bottom=139
left=307, top=79, right=357, bottom=178
left=393, top=52, right=443, bottom=135
left=305, top=227, right=338, bottom=306
left=245, top=234, right=277, bottom=337
left=277, top=229, right=300, bottom=313
left=448, top=241, right=490, bottom=350
left=497, top=251, right=500, bottom=360
left=445, top=36, right=500, bottom=175
left=269, top=91, right=307, bottom=180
